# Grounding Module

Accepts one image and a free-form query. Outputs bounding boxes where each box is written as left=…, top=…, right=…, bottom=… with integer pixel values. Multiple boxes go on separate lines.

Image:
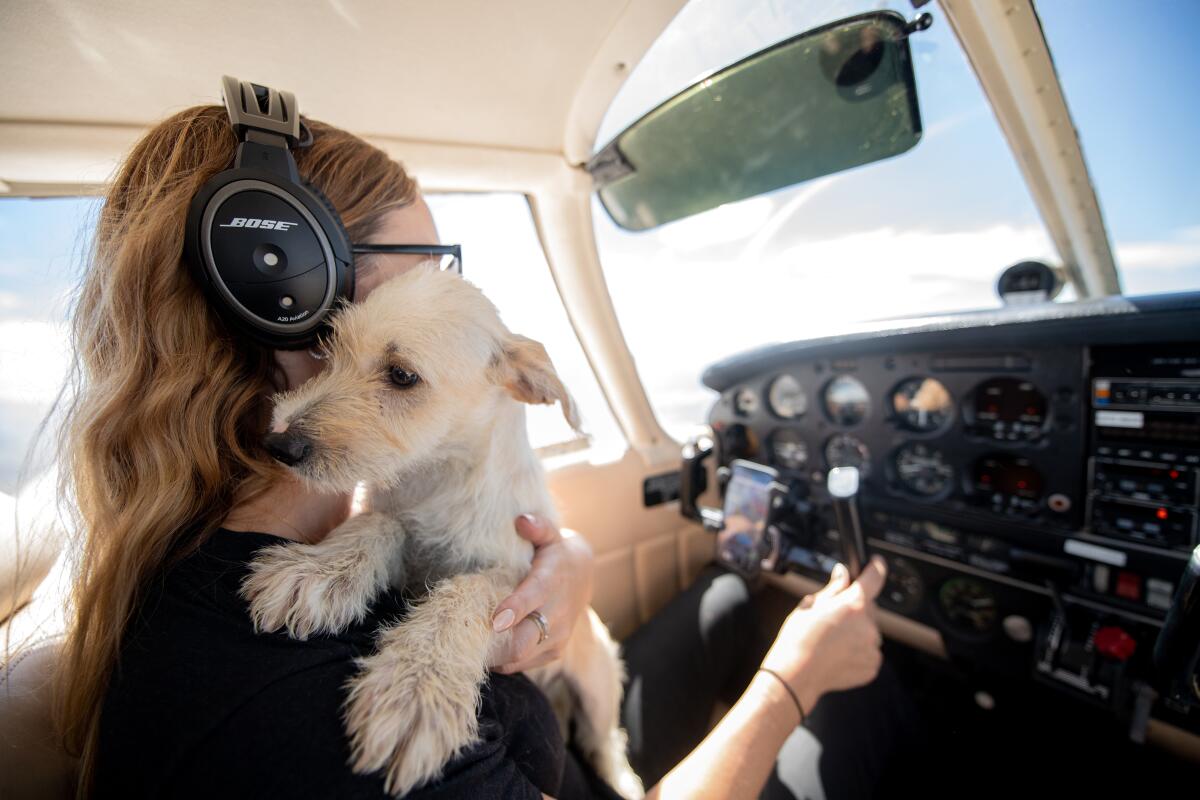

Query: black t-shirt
left=96, top=529, right=621, bottom=799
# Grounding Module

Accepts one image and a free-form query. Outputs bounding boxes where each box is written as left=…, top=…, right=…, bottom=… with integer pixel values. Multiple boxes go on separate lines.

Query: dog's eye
left=389, top=366, right=421, bottom=388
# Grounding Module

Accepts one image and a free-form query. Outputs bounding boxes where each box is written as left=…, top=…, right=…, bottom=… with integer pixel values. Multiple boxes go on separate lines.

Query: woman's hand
left=488, top=514, right=594, bottom=674
left=759, top=557, right=888, bottom=718
left=645, top=558, right=889, bottom=800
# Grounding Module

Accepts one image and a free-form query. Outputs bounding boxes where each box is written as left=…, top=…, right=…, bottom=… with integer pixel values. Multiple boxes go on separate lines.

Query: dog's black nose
left=263, top=431, right=312, bottom=466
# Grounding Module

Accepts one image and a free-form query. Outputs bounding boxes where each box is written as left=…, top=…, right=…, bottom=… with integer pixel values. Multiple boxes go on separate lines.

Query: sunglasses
left=351, top=243, right=463, bottom=275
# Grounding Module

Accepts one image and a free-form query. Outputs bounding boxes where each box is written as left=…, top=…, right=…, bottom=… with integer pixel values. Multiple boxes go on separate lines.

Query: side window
left=0, top=192, right=622, bottom=499
left=0, top=197, right=100, bottom=494
left=424, top=193, right=623, bottom=457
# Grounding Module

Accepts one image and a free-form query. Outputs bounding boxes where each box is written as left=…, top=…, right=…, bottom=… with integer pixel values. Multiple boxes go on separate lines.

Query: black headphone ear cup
left=302, top=180, right=351, bottom=251
left=301, top=180, right=355, bottom=300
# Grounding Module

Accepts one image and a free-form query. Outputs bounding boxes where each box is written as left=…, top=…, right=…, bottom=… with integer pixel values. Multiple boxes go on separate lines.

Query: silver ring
left=527, top=610, right=550, bottom=645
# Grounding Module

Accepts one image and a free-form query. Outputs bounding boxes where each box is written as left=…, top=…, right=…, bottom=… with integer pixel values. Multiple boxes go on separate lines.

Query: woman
left=55, top=105, right=894, bottom=799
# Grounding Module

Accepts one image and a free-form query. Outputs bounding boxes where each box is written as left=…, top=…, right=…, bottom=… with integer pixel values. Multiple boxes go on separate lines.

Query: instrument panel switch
left=1115, top=571, right=1142, bottom=602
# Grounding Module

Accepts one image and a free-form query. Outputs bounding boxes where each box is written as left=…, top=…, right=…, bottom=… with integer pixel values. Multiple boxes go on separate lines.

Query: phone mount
left=680, top=435, right=724, bottom=531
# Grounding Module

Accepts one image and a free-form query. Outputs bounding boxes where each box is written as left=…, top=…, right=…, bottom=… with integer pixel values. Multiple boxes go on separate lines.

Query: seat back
left=0, top=640, right=77, bottom=799
left=1, top=477, right=78, bottom=797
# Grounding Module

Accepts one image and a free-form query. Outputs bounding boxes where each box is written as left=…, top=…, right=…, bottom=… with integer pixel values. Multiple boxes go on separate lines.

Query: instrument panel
left=715, top=346, right=1086, bottom=523
left=699, top=299, right=1200, bottom=734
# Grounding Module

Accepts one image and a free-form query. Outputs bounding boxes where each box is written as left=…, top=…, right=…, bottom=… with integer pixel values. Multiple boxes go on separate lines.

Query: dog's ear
left=494, top=334, right=581, bottom=431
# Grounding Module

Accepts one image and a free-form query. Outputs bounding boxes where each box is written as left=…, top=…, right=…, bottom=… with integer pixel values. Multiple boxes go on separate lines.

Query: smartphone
left=717, top=460, right=785, bottom=579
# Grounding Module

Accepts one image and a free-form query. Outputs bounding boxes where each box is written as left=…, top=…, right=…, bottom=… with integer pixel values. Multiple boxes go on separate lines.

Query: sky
left=0, top=0, right=1197, bottom=487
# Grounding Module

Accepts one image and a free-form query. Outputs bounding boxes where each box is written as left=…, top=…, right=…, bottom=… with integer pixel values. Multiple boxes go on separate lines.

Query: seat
left=0, top=639, right=76, bottom=798
left=1, top=478, right=77, bottom=798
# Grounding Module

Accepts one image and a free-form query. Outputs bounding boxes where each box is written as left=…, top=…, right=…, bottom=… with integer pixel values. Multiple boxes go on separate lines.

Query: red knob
left=1094, top=626, right=1136, bottom=662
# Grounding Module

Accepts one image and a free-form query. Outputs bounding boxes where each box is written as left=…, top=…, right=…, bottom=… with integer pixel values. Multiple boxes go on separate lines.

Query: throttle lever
left=827, top=466, right=868, bottom=579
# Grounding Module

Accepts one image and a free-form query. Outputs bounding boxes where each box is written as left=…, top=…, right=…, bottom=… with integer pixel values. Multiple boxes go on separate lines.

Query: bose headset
left=185, top=76, right=354, bottom=350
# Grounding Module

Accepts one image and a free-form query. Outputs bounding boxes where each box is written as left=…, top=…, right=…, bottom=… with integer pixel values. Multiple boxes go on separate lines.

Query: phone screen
left=718, top=460, right=778, bottom=577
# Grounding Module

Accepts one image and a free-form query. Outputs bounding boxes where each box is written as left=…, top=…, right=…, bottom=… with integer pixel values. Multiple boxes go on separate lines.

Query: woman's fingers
left=515, top=513, right=563, bottom=548
left=490, top=514, right=595, bottom=673
left=849, top=556, right=887, bottom=604
left=803, top=563, right=849, bottom=609
left=494, top=614, right=568, bottom=673
left=493, top=569, right=550, bottom=633
left=495, top=644, right=561, bottom=674
left=494, top=616, right=545, bottom=671
left=490, top=514, right=595, bottom=672
left=492, top=515, right=562, bottom=633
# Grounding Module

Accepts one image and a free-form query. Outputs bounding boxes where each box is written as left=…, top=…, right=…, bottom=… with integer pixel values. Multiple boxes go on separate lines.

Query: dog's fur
left=239, top=266, right=643, bottom=798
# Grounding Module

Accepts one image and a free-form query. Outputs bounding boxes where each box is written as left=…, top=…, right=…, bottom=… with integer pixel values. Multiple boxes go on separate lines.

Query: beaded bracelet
left=757, top=667, right=807, bottom=725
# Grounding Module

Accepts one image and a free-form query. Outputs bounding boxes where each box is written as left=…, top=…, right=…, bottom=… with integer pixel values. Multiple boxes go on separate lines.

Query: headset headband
left=222, top=76, right=301, bottom=144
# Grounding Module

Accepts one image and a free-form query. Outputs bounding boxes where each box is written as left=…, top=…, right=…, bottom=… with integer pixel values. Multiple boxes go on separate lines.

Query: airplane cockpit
left=1, top=0, right=1197, bottom=796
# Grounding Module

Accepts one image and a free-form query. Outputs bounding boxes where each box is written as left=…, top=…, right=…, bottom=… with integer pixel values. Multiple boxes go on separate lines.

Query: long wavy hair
left=53, top=105, right=418, bottom=791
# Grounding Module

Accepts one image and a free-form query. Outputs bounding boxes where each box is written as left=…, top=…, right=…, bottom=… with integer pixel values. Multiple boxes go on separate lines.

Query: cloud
left=0, top=400, right=56, bottom=495
left=1115, top=228, right=1200, bottom=272
left=0, top=320, right=72, bottom=405
left=603, top=221, right=1060, bottom=432
left=653, top=196, right=776, bottom=252
left=1113, top=227, right=1200, bottom=295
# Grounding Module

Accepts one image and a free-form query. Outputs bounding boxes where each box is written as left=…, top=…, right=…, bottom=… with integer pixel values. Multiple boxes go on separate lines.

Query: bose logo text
left=219, top=217, right=298, bottom=231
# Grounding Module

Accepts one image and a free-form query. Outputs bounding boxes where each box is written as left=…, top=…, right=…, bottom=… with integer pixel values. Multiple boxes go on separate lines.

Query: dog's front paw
left=344, top=633, right=480, bottom=796
left=241, top=542, right=374, bottom=639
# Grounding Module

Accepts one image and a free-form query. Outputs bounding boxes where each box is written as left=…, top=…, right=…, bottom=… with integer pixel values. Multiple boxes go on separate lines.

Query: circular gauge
left=734, top=387, right=760, bottom=417
left=823, top=375, right=870, bottom=426
left=891, top=377, right=953, bottom=432
left=824, top=434, right=871, bottom=476
left=718, top=423, right=758, bottom=461
left=893, top=443, right=955, bottom=497
left=767, top=374, right=808, bottom=419
left=972, top=453, right=1043, bottom=512
left=769, top=428, right=809, bottom=471
left=969, top=378, right=1047, bottom=441
left=882, top=557, right=924, bottom=615
left=938, top=577, right=998, bottom=637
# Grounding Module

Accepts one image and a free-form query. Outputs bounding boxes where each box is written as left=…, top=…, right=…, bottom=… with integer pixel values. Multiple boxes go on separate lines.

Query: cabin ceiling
left=0, top=0, right=686, bottom=190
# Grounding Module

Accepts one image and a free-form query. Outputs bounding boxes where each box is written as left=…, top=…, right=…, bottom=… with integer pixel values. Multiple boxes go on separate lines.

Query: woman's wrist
left=757, top=667, right=808, bottom=725
left=755, top=653, right=822, bottom=726
left=749, top=670, right=813, bottom=730
left=751, top=671, right=801, bottom=727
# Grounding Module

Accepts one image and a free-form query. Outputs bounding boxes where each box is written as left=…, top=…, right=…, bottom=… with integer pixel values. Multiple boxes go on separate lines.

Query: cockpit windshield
left=592, top=0, right=1193, bottom=440
left=1036, top=1, right=1200, bottom=296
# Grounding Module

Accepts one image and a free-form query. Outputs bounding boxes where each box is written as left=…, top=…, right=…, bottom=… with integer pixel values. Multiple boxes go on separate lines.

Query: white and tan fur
left=239, top=265, right=642, bottom=798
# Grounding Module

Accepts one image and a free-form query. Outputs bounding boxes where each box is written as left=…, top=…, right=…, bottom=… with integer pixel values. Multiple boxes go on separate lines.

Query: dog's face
left=264, top=266, right=578, bottom=492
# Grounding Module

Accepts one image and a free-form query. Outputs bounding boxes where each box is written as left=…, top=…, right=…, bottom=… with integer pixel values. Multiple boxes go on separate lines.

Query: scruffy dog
left=240, top=265, right=643, bottom=798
